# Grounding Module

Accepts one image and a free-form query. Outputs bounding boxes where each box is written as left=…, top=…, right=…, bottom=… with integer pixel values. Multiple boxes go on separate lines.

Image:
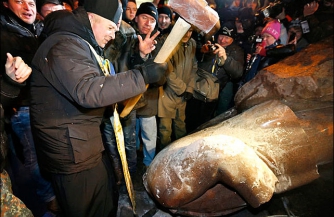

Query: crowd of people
left=0, top=0, right=332, bottom=216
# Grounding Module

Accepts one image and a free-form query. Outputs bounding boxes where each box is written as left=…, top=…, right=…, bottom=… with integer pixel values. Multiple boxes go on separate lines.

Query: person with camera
left=243, top=19, right=296, bottom=84
left=186, top=22, right=244, bottom=132
left=287, top=19, right=309, bottom=52
left=298, top=0, right=333, bottom=44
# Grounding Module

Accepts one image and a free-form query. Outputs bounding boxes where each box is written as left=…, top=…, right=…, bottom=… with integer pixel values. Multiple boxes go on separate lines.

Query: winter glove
left=183, top=92, right=193, bottom=101
left=136, top=59, right=167, bottom=84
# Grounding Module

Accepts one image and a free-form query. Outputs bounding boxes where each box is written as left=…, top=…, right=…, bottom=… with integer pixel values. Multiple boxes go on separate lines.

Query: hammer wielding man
left=29, top=0, right=167, bottom=216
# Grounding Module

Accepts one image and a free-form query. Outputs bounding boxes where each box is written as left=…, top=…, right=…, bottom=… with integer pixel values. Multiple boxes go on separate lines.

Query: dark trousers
left=51, top=154, right=118, bottom=217
left=185, top=98, right=217, bottom=134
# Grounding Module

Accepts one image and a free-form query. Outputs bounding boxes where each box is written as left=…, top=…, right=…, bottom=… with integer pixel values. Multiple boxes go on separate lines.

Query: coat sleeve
left=39, top=38, right=147, bottom=108
left=223, top=46, right=245, bottom=80
left=0, top=73, right=25, bottom=107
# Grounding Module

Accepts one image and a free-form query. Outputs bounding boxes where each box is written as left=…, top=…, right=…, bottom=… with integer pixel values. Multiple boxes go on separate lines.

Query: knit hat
left=136, top=2, right=158, bottom=22
left=261, top=20, right=281, bottom=40
left=158, top=5, right=172, bottom=19
left=37, top=0, right=62, bottom=13
left=289, top=19, right=301, bottom=29
left=84, top=0, right=122, bottom=24
left=217, top=21, right=236, bottom=38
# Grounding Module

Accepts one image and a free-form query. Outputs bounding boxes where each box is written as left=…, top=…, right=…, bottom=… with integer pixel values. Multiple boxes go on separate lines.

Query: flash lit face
left=40, top=3, right=64, bottom=19
left=3, top=0, right=36, bottom=24
left=125, top=1, right=137, bottom=21
left=158, top=13, right=171, bottom=30
left=217, top=34, right=233, bottom=48
left=135, top=14, right=156, bottom=35
left=261, top=33, right=276, bottom=46
left=89, top=13, right=119, bottom=48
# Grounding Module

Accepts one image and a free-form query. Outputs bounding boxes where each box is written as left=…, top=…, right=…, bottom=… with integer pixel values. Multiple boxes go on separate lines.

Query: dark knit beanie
left=136, top=2, right=158, bottom=22
left=217, top=21, right=236, bottom=39
left=84, top=0, right=122, bottom=24
left=157, top=5, right=172, bottom=19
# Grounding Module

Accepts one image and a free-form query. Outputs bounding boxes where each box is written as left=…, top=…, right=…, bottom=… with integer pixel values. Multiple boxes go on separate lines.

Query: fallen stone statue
left=143, top=36, right=333, bottom=216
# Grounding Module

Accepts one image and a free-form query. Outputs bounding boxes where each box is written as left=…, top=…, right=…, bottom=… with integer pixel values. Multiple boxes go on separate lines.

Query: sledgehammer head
left=169, top=0, right=220, bottom=34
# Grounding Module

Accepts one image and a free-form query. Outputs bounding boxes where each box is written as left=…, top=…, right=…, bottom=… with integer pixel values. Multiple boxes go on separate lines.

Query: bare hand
left=275, top=7, right=286, bottom=20
left=213, top=43, right=227, bottom=60
left=138, top=29, right=160, bottom=58
left=303, top=1, right=319, bottom=17
left=246, top=53, right=252, bottom=62
left=5, top=53, right=32, bottom=83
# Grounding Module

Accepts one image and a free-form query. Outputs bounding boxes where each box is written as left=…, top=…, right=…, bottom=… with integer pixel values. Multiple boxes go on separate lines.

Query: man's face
left=3, top=0, right=36, bottom=24
left=135, top=14, right=156, bottom=35
left=158, top=13, right=171, bottom=30
left=217, top=34, right=233, bottom=48
left=89, top=13, right=119, bottom=48
left=288, top=26, right=302, bottom=41
left=40, top=3, right=64, bottom=19
left=125, top=1, right=137, bottom=21
left=181, top=28, right=193, bottom=43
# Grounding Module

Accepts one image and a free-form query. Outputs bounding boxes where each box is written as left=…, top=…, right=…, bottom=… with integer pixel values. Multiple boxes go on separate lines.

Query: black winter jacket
left=0, top=8, right=43, bottom=107
left=198, top=42, right=244, bottom=89
left=30, top=7, right=147, bottom=174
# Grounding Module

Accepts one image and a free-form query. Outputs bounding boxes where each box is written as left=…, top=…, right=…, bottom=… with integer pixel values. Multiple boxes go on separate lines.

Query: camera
left=288, top=32, right=296, bottom=42
left=257, top=0, right=287, bottom=20
left=248, top=35, right=263, bottom=44
left=207, top=44, right=218, bottom=52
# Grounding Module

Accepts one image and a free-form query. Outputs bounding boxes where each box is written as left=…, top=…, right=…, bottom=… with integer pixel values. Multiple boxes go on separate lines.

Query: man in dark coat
left=186, top=22, right=244, bottom=132
left=0, top=0, right=58, bottom=213
left=1, top=54, right=34, bottom=217
left=29, top=0, right=167, bottom=216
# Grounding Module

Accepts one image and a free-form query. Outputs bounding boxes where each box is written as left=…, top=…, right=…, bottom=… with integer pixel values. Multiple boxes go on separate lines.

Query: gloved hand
left=136, top=59, right=167, bottom=84
left=183, top=92, right=193, bottom=101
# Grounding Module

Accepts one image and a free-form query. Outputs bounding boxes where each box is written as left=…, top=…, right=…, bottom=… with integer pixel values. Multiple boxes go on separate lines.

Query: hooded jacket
left=30, top=7, right=147, bottom=174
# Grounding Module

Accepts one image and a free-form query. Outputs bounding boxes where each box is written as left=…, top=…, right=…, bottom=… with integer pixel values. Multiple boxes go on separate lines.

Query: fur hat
left=158, top=5, right=172, bottom=20
left=136, top=2, right=158, bottom=22
left=261, top=20, right=281, bottom=40
left=84, top=0, right=122, bottom=24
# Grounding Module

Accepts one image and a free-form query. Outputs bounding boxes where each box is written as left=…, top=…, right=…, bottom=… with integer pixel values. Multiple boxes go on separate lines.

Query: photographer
left=256, top=0, right=292, bottom=44
left=298, top=0, right=333, bottom=43
left=186, top=22, right=244, bottom=132
left=243, top=19, right=295, bottom=84
left=287, top=19, right=309, bottom=52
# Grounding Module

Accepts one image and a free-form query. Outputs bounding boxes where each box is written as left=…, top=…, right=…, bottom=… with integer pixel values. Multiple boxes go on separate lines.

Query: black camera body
left=208, top=44, right=218, bottom=52
left=256, top=0, right=289, bottom=21
left=248, top=35, right=263, bottom=44
left=288, top=32, right=296, bottom=42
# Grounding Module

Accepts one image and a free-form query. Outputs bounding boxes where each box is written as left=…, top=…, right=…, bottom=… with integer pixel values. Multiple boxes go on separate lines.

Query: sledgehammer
left=154, top=0, right=220, bottom=63
left=120, top=0, right=220, bottom=117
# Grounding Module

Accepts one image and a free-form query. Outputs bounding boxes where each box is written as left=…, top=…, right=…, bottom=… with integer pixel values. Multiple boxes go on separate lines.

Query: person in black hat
left=37, top=0, right=64, bottom=19
left=213, top=22, right=244, bottom=116
left=134, top=2, right=158, bottom=35
left=29, top=0, right=167, bottom=216
left=186, top=21, right=244, bottom=132
left=157, top=5, right=173, bottom=35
